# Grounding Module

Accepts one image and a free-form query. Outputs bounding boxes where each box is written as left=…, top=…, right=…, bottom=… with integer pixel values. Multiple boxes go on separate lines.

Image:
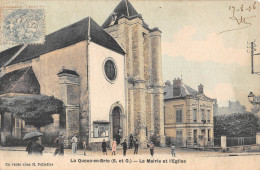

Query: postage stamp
left=1, top=7, right=45, bottom=45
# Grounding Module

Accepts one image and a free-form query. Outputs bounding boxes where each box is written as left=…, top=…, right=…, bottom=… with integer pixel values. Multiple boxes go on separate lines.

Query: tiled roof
left=164, top=83, right=212, bottom=100
left=102, top=0, right=151, bottom=31
left=0, top=17, right=125, bottom=67
left=0, top=66, right=40, bottom=94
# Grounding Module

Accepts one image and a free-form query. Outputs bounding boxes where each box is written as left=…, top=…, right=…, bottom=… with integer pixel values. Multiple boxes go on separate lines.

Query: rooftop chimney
left=173, top=78, right=182, bottom=97
left=198, top=84, right=204, bottom=93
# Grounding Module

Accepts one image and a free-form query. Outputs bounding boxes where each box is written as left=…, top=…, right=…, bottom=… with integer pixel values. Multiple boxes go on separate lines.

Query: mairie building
left=164, top=78, right=214, bottom=147
left=0, top=0, right=165, bottom=147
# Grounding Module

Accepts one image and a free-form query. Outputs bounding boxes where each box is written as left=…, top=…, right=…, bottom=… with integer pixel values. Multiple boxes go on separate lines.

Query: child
left=112, top=139, right=117, bottom=155
left=171, top=144, right=176, bottom=157
left=83, top=139, right=87, bottom=156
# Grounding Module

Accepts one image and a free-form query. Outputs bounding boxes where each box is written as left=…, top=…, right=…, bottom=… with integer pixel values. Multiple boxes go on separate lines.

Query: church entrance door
left=112, top=107, right=121, bottom=144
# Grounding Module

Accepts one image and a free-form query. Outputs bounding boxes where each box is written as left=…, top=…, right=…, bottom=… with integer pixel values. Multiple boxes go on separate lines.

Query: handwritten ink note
left=218, top=2, right=257, bottom=35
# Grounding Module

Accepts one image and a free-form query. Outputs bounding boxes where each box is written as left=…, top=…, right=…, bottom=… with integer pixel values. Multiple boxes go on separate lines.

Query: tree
left=214, top=113, right=260, bottom=138
left=0, top=94, right=65, bottom=129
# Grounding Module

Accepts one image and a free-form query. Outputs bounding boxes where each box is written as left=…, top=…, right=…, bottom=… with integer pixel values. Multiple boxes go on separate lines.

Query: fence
left=165, top=136, right=257, bottom=147
left=214, top=138, right=221, bottom=146
left=165, top=137, right=214, bottom=147
left=226, top=136, right=256, bottom=147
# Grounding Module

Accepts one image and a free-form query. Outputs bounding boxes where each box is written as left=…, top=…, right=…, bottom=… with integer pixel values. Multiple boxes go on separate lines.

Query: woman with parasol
left=24, top=132, right=44, bottom=155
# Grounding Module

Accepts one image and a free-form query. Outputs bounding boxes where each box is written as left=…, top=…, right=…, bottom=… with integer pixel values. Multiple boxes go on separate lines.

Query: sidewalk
left=1, top=145, right=260, bottom=157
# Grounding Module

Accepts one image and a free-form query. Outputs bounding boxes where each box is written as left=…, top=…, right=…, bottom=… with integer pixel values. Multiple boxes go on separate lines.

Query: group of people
left=53, top=134, right=82, bottom=156
left=26, top=133, right=176, bottom=157
left=101, top=137, right=139, bottom=156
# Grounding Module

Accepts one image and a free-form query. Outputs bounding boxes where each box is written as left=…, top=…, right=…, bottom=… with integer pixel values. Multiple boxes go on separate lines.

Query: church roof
left=0, top=45, right=23, bottom=67
left=102, top=0, right=151, bottom=30
left=0, top=66, right=40, bottom=94
left=0, top=17, right=125, bottom=67
left=164, top=83, right=212, bottom=101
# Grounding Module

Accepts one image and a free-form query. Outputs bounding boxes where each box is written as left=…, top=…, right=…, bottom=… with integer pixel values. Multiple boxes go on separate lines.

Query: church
left=0, top=0, right=165, bottom=147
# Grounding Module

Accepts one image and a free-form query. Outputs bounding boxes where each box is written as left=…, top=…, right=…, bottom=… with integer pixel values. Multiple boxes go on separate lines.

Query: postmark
left=1, top=7, right=45, bottom=44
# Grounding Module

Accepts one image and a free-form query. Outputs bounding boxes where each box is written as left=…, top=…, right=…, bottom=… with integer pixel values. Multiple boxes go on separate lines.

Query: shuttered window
left=193, top=109, right=197, bottom=123
left=207, top=110, right=210, bottom=122
left=176, top=109, right=182, bottom=123
left=201, top=109, right=205, bottom=122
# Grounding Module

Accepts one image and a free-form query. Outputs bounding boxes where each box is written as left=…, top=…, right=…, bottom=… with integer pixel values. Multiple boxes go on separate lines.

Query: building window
left=193, top=109, right=197, bottom=123
left=207, top=110, right=210, bottom=123
left=208, top=129, right=210, bottom=142
left=104, top=59, right=117, bottom=81
left=164, top=106, right=166, bottom=124
left=176, top=109, right=182, bottom=123
left=0, top=113, right=3, bottom=130
left=93, top=123, right=109, bottom=138
left=176, top=130, right=182, bottom=138
left=176, top=130, right=183, bottom=146
left=193, top=130, right=197, bottom=144
left=201, top=109, right=205, bottom=123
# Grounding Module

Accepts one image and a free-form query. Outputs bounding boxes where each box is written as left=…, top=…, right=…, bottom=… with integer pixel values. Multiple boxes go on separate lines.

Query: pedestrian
left=112, top=139, right=117, bottom=155
left=26, top=137, right=44, bottom=155
left=171, top=144, right=176, bottom=157
left=149, top=142, right=154, bottom=157
left=116, top=134, right=121, bottom=145
left=121, top=139, right=127, bottom=156
left=71, top=134, right=78, bottom=155
left=83, top=138, right=87, bottom=156
left=53, top=134, right=64, bottom=156
left=26, top=140, right=33, bottom=155
left=134, top=139, right=139, bottom=154
left=102, top=139, right=107, bottom=155
left=129, top=134, right=133, bottom=149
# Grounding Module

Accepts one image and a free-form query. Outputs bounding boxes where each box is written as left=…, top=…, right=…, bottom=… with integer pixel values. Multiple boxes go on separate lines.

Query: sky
left=0, top=0, right=260, bottom=109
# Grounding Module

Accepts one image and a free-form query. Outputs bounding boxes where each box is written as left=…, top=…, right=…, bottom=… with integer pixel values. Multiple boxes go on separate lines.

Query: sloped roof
left=164, top=83, right=212, bottom=100
left=0, top=17, right=125, bottom=67
left=102, top=0, right=150, bottom=30
left=0, top=45, right=23, bottom=67
left=0, top=66, right=40, bottom=94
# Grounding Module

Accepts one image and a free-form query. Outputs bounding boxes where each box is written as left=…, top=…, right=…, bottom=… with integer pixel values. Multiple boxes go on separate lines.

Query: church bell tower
left=102, top=0, right=165, bottom=147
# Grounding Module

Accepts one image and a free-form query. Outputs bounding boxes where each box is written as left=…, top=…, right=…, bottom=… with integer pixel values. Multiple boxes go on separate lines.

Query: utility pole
left=251, top=41, right=254, bottom=74
left=248, top=41, right=260, bottom=74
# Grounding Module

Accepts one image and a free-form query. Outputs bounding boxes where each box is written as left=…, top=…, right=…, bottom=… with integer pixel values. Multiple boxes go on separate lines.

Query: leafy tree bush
left=214, top=113, right=260, bottom=138
left=0, top=94, right=65, bottom=129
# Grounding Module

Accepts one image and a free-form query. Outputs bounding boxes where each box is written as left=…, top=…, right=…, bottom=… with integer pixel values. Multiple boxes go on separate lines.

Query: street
left=1, top=147, right=260, bottom=170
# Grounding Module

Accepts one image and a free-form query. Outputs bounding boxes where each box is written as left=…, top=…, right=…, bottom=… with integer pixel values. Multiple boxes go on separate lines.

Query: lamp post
left=248, top=92, right=260, bottom=105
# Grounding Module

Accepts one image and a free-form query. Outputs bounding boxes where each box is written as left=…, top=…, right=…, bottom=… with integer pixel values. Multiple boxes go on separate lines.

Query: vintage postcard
left=0, top=0, right=260, bottom=169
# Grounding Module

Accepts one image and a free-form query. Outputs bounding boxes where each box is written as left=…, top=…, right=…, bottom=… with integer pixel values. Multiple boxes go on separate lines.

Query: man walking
left=134, top=139, right=139, bottom=154
left=71, top=134, right=78, bottom=155
left=149, top=142, right=154, bottom=157
left=121, top=139, right=127, bottom=156
left=54, top=134, right=64, bottom=156
left=102, top=139, right=107, bottom=155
